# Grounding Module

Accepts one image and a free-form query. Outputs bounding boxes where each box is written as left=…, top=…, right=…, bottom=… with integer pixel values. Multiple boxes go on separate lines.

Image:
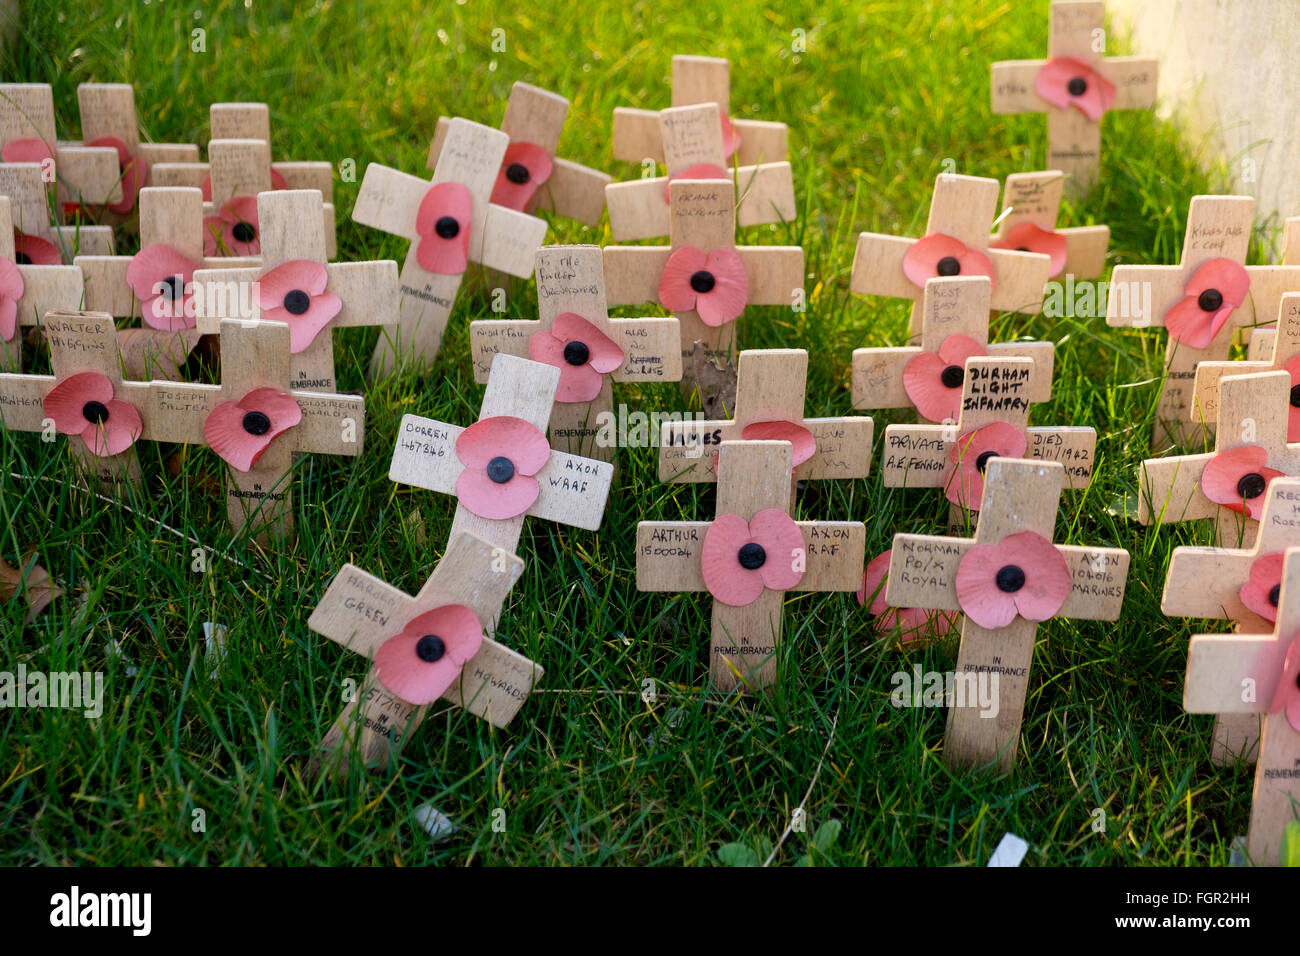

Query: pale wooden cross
left=636, top=439, right=865, bottom=692
left=467, top=244, right=681, bottom=460
left=192, top=189, right=399, bottom=393
left=307, top=531, right=539, bottom=776
left=887, top=458, right=1130, bottom=770
left=351, top=118, right=549, bottom=376
left=1184, top=545, right=1300, bottom=866
left=1162, top=479, right=1300, bottom=766
left=427, top=82, right=610, bottom=226
left=1245, top=218, right=1300, bottom=362
left=850, top=275, right=1055, bottom=422
left=990, top=0, right=1158, bottom=195
left=1194, top=292, right=1300, bottom=437
left=0, top=194, right=87, bottom=371
left=849, top=174, right=1053, bottom=336
left=606, top=102, right=796, bottom=242
left=0, top=309, right=162, bottom=485
left=603, top=178, right=803, bottom=381
left=0, top=148, right=116, bottom=259
left=1105, top=196, right=1300, bottom=448
left=146, top=318, right=364, bottom=539
left=990, top=170, right=1109, bottom=278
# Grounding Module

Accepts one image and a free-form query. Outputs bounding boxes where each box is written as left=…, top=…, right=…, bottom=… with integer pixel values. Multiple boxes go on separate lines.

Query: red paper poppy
left=0, top=258, right=25, bottom=341
left=720, top=114, right=740, bottom=159
left=1240, top=552, right=1285, bottom=624
left=1, top=138, right=53, bottom=164
left=414, top=181, right=472, bottom=275
left=662, top=162, right=730, bottom=203
left=199, top=167, right=288, bottom=203
left=658, top=246, right=748, bottom=327
left=373, top=604, right=485, bottom=705
left=739, top=420, right=816, bottom=468
left=202, top=387, right=302, bottom=472
left=1268, top=637, right=1300, bottom=733
left=701, top=508, right=805, bottom=607
left=1165, top=258, right=1250, bottom=349
left=991, top=222, right=1068, bottom=278
left=454, top=416, right=552, bottom=520
left=86, top=135, right=149, bottom=215
left=254, top=259, right=342, bottom=353
left=203, top=196, right=261, bottom=257
left=902, top=234, right=996, bottom=290
left=527, top=312, right=625, bottom=403
left=857, top=550, right=957, bottom=644
left=1200, top=445, right=1283, bottom=520
left=490, top=142, right=554, bottom=212
left=13, top=231, right=61, bottom=266
left=903, top=333, right=988, bottom=423
left=1035, top=57, right=1116, bottom=121
left=954, top=530, right=1070, bottom=629
left=945, top=421, right=1027, bottom=508
left=42, top=370, right=142, bottom=457
left=1286, top=355, right=1300, bottom=442
left=126, top=243, right=200, bottom=331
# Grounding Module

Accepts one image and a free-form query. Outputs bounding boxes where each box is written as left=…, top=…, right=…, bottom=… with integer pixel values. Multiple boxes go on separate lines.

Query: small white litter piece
left=987, top=832, right=1029, bottom=867
left=413, top=803, right=458, bottom=842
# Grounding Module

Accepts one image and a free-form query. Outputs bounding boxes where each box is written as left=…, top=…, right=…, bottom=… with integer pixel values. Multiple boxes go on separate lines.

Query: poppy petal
left=1000, top=531, right=1071, bottom=622
left=658, top=246, right=708, bottom=312
left=701, top=513, right=765, bottom=607
left=42, top=371, right=114, bottom=434
left=81, top=399, right=142, bottom=457
left=902, top=233, right=969, bottom=289
left=454, top=467, right=540, bottom=520
left=1165, top=296, right=1224, bottom=350
left=1034, top=58, right=1115, bottom=120
left=127, top=243, right=199, bottom=305
left=992, top=222, right=1069, bottom=278
left=1267, top=638, right=1300, bottom=733
left=255, top=259, right=329, bottom=307
left=414, top=181, right=471, bottom=275
left=88, top=136, right=148, bottom=215
left=904, top=353, right=959, bottom=423
left=740, top=420, right=816, bottom=468
left=490, top=141, right=554, bottom=211
left=859, top=551, right=891, bottom=614
left=955, top=542, right=1019, bottom=629
left=750, top=508, right=805, bottom=592
left=13, top=233, right=62, bottom=266
left=720, top=115, right=741, bottom=159
left=694, top=249, right=749, bottom=327
left=374, top=604, right=485, bottom=705
left=1201, top=445, right=1284, bottom=519
left=0, top=296, right=16, bottom=341
left=553, top=312, right=624, bottom=374
left=1240, top=552, right=1285, bottom=624
left=945, top=421, right=1028, bottom=507
left=1, top=138, right=52, bottom=164
left=204, top=387, right=302, bottom=472
left=663, top=162, right=729, bottom=202
left=1287, top=356, right=1300, bottom=442
left=455, top=416, right=551, bottom=474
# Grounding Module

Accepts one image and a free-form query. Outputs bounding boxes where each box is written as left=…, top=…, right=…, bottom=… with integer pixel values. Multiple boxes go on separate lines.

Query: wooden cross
left=351, top=118, right=549, bottom=376
left=192, top=189, right=399, bottom=392
left=426, top=82, right=610, bottom=226
left=637, top=439, right=864, bottom=691
left=850, top=276, right=1055, bottom=422
left=0, top=194, right=87, bottom=371
left=0, top=146, right=115, bottom=257
left=606, top=102, right=796, bottom=242
left=307, top=531, right=539, bottom=776
left=880, top=354, right=1095, bottom=514
left=386, top=352, right=614, bottom=557
left=849, top=174, right=1052, bottom=335
left=887, top=458, right=1130, bottom=770
left=612, top=55, right=788, bottom=169
left=1194, top=291, right=1300, bottom=436
left=467, top=244, right=682, bottom=460
left=657, top=348, right=873, bottom=489
left=603, top=178, right=803, bottom=380
left=990, top=170, right=1109, bottom=278
left=1136, top=369, right=1300, bottom=546
left=1162, top=479, right=1300, bottom=766
left=145, top=318, right=364, bottom=539
left=1184, top=545, right=1300, bottom=866
left=1244, top=218, right=1300, bottom=363
left=1105, top=196, right=1300, bottom=448
left=0, top=309, right=162, bottom=485
left=990, top=0, right=1158, bottom=195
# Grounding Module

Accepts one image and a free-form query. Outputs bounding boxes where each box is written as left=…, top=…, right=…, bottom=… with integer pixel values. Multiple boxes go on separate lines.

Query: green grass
left=0, top=0, right=1274, bottom=865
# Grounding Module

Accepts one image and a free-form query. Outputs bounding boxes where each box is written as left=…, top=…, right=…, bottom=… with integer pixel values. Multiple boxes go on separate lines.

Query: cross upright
left=1184, top=545, right=1300, bottom=866
left=850, top=276, right=1055, bottom=423
left=0, top=194, right=87, bottom=371
left=849, top=174, right=1053, bottom=337
left=0, top=153, right=115, bottom=257
left=192, top=189, right=399, bottom=393
left=351, top=118, right=549, bottom=377
left=146, top=318, right=364, bottom=539
left=637, top=439, right=864, bottom=692
left=990, top=0, right=1158, bottom=195
left=989, top=170, right=1109, bottom=278
left=467, top=244, right=682, bottom=460
left=1105, top=195, right=1300, bottom=449
left=887, top=458, right=1130, bottom=770
left=426, top=82, right=611, bottom=226
left=1162, top=479, right=1300, bottom=765
left=307, top=531, right=539, bottom=777
left=606, top=102, right=796, bottom=242
left=603, top=178, right=803, bottom=384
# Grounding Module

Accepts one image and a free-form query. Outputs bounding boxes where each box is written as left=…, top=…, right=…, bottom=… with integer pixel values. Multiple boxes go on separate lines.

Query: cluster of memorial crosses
left=1, top=0, right=1296, bottom=865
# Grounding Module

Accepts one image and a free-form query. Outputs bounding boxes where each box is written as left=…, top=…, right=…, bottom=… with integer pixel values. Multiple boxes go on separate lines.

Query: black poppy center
left=563, top=341, right=590, bottom=366
left=159, top=275, right=184, bottom=303
left=81, top=400, right=109, bottom=425
left=415, top=634, right=446, bottom=662
left=1067, top=76, right=1088, bottom=96
left=242, top=411, right=271, bottom=436
left=283, top=289, right=311, bottom=315
left=995, top=564, right=1026, bottom=593
left=737, top=542, right=767, bottom=570
left=1237, top=472, right=1267, bottom=499
left=1197, top=288, right=1224, bottom=312
left=487, top=456, right=515, bottom=483
left=1290, top=385, right=1300, bottom=409
left=690, top=270, right=716, bottom=294
left=940, top=364, right=965, bottom=389
left=232, top=221, right=256, bottom=244
left=505, top=162, right=530, bottom=185
left=1268, top=583, right=1281, bottom=608
left=435, top=216, right=460, bottom=239
left=15, top=251, right=31, bottom=265
left=975, top=450, right=998, bottom=473
left=1016, top=245, right=1030, bottom=253
left=936, top=255, right=962, bottom=277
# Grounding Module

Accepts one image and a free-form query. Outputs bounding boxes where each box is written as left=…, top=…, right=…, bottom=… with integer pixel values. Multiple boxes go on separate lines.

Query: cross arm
left=1191, top=360, right=1272, bottom=423
left=145, top=162, right=207, bottom=189
left=352, top=163, right=424, bottom=243
left=137, top=144, right=199, bottom=165
left=287, top=390, right=365, bottom=457
left=74, top=256, right=136, bottom=317
left=851, top=343, right=1055, bottom=411
left=850, top=233, right=917, bottom=299
left=469, top=317, right=682, bottom=384
left=1098, top=57, right=1159, bottom=110
left=657, top=416, right=873, bottom=482
left=605, top=163, right=797, bottom=241
left=1184, top=632, right=1287, bottom=713
left=1136, top=453, right=1214, bottom=525
left=537, top=160, right=611, bottom=227
left=991, top=60, right=1049, bottom=115
left=15, top=265, right=85, bottom=328
left=307, top=563, right=417, bottom=658
left=0, top=373, right=54, bottom=429
left=1105, top=265, right=1198, bottom=328
left=612, top=108, right=667, bottom=164
left=1161, top=546, right=1254, bottom=619
left=1056, top=546, right=1129, bottom=619
left=53, top=145, right=123, bottom=204
left=732, top=121, right=788, bottom=168
left=478, top=204, right=549, bottom=277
